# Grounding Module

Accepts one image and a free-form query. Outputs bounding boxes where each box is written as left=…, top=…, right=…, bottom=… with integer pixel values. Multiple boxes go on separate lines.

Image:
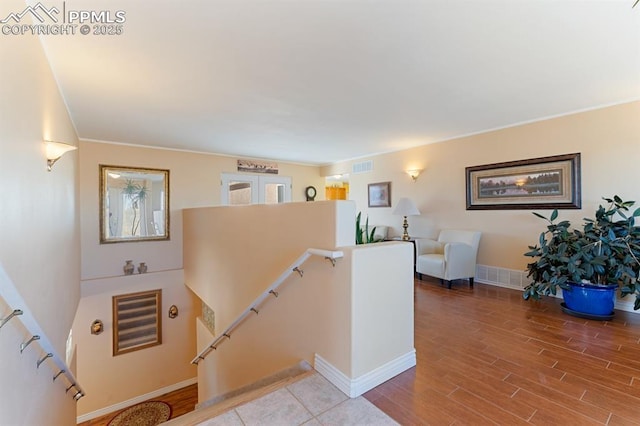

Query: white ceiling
left=37, top=0, right=640, bottom=165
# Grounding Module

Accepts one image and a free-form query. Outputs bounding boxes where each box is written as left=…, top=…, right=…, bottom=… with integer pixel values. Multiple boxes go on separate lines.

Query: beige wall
left=194, top=253, right=353, bottom=401
left=184, top=201, right=414, bottom=401
left=79, top=141, right=325, bottom=279
left=323, top=101, right=640, bottom=271
left=74, top=270, right=199, bottom=416
left=0, top=0, right=80, bottom=422
left=75, top=141, right=325, bottom=417
left=351, top=244, right=414, bottom=378
left=184, top=200, right=353, bottom=329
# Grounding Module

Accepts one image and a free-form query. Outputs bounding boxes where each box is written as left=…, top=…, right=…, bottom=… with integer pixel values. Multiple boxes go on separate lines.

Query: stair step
left=164, top=362, right=314, bottom=425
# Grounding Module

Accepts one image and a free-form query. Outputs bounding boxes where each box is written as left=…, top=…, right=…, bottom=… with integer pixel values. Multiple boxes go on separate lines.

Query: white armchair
left=415, top=229, right=481, bottom=289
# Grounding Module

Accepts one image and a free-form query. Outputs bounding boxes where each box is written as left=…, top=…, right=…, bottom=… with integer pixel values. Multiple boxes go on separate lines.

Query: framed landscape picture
left=466, top=153, right=581, bottom=210
left=368, top=182, right=391, bottom=207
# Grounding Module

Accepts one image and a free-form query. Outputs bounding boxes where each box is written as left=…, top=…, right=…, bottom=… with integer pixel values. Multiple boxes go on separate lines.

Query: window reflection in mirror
left=100, top=165, right=170, bottom=243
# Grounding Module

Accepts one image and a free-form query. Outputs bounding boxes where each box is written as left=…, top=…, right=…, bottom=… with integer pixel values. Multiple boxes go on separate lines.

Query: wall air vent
left=352, top=160, right=373, bottom=174
left=112, top=289, right=162, bottom=356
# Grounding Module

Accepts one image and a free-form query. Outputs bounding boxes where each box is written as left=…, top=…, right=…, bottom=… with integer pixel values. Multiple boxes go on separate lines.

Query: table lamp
left=393, top=197, right=420, bottom=240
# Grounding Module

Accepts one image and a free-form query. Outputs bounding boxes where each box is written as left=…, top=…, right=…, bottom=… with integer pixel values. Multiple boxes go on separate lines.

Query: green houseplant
left=355, top=212, right=381, bottom=245
left=523, top=196, right=640, bottom=316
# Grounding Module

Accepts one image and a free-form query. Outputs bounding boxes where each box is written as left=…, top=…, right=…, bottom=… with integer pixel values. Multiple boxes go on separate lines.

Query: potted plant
left=355, top=212, right=381, bottom=245
left=523, top=195, right=640, bottom=318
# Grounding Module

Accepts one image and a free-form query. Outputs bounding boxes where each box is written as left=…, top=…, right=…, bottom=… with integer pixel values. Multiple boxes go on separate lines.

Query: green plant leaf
left=355, top=212, right=380, bottom=245
left=368, top=226, right=377, bottom=243
left=524, top=195, right=640, bottom=309
left=524, top=249, right=540, bottom=257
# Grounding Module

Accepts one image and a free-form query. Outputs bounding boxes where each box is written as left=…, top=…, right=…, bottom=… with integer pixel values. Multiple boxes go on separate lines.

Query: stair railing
left=191, top=248, right=343, bottom=364
left=0, top=266, right=85, bottom=401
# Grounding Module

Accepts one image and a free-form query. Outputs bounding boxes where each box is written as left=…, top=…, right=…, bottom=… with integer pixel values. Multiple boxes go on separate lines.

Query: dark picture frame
left=368, top=181, right=392, bottom=208
left=466, top=153, right=581, bottom=210
left=237, top=159, right=278, bottom=174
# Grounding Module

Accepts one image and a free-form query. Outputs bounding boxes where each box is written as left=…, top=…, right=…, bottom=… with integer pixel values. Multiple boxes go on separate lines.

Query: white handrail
left=191, top=248, right=344, bottom=364
left=0, top=265, right=85, bottom=400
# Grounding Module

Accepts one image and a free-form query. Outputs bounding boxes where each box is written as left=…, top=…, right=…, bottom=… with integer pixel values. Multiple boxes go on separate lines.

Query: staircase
left=163, top=362, right=315, bottom=426
left=163, top=361, right=399, bottom=425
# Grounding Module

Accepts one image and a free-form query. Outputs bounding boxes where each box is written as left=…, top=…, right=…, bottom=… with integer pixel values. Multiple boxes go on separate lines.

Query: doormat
left=107, top=401, right=171, bottom=426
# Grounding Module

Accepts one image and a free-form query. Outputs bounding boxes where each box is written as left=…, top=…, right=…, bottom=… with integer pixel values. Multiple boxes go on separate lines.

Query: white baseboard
left=475, top=264, right=639, bottom=314
left=76, top=377, right=197, bottom=424
left=314, top=350, right=416, bottom=398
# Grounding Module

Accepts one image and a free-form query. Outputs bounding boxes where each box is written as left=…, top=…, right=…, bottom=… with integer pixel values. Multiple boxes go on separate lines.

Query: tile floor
left=196, top=372, right=398, bottom=426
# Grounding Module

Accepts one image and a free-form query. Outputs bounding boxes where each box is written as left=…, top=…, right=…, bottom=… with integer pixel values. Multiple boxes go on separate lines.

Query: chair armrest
left=443, top=242, right=476, bottom=277
left=416, top=238, right=443, bottom=255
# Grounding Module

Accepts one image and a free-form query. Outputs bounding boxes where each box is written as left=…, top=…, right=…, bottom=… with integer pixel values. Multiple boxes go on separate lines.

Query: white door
left=259, top=175, right=291, bottom=204
left=221, top=174, right=259, bottom=205
left=221, top=173, right=291, bottom=205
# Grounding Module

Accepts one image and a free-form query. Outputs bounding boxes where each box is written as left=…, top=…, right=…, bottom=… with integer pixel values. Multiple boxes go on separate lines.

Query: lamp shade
left=393, top=197, right=420, bottom=216
left=44, top=140, right=77, bottom=171
left=45, top=140, right=77, bottom=161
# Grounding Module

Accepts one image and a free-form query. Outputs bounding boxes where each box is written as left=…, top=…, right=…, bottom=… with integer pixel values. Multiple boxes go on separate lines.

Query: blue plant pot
left=562, top=282, right=617, bottom=316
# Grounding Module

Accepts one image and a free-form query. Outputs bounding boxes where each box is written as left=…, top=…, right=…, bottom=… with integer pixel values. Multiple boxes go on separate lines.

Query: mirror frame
left=99, top=165, right=170, bottom=244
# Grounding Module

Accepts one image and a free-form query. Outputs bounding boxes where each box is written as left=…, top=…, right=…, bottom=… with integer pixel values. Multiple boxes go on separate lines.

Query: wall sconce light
left=168, top=305, right=179, bottom=319
left=91, top=319, right=104, bottom=335
left=45, top=140, right=77, bottom=171
left=406, top=169, right=422, bottom=182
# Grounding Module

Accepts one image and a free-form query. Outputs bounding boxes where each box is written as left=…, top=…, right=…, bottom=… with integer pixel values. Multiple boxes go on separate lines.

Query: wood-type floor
left=80, top=278, right=640, bottom=425
left=365, top=277, right=640, bottom=425
left=78, top=384, right=198, bottom=426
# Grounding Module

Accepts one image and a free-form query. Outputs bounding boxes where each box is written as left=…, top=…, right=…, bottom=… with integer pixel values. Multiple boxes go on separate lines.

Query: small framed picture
left=368, top=182, right=391, bottom=208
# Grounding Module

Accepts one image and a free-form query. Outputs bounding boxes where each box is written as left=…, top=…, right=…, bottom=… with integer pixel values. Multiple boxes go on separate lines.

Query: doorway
left=221, top=173, right=292, bottom=205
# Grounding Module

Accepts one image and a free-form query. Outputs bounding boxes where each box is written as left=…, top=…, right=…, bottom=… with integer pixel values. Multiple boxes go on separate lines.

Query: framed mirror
left=100, top=165, right=170, bottom=243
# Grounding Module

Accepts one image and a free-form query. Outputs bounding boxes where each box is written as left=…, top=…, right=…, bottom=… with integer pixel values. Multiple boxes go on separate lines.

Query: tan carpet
left=107, top=401, right=171, bottom=426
